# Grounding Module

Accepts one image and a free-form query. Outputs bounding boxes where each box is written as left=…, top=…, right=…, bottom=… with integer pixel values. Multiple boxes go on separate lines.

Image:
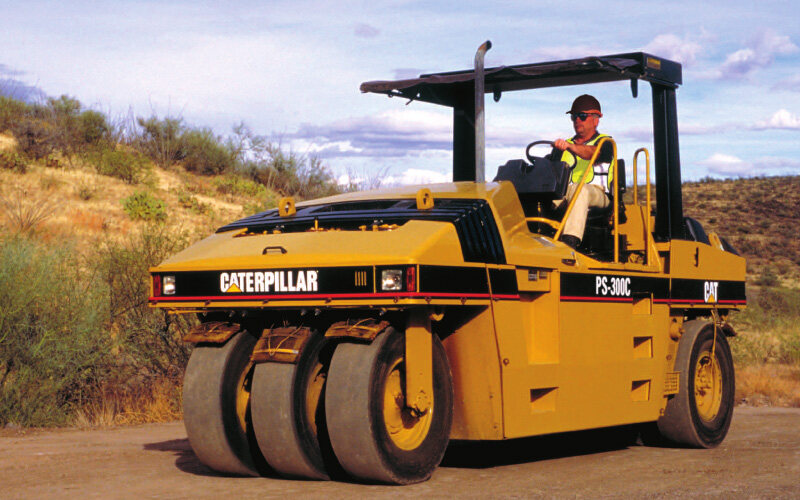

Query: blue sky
left=1, top=0, right=799, bottom=184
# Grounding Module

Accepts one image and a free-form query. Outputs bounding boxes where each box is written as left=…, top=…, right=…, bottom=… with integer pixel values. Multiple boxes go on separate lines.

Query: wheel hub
left=235, top=362, right=254, bottom=432
left=694, top=352, right=722, bottom=422
left=383, top=359, right=433, bottom=451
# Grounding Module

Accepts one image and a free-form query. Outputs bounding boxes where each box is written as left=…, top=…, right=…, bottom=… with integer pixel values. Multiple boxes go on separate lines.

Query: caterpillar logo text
left=704, top=281, right=719, bottom=303
left=220, top=270, right=318, bottom=293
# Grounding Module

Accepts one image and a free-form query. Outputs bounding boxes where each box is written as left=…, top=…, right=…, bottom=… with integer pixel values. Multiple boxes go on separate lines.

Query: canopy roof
left=361, top=52, right=681, bottom=106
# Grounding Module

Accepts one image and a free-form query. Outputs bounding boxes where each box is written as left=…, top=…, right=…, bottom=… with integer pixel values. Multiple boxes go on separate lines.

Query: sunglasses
left=570, top=112, right=599, bottom=122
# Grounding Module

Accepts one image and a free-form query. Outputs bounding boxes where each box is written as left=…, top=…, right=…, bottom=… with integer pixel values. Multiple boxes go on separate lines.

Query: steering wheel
left=525, top=140, right=576, bottom=169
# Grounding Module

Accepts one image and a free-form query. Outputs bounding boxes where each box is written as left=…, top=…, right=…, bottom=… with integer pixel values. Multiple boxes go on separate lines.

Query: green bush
left=94, top=224, right=194, bottom=382
left=730, top=286, right=800, bottom=365
left=755, top=267, right=779, bottom=287
left=232, top=126, right=340, bottom=199
left=78, top=110, right=110, bottom=146
left=122, top=191, right=167, bottom=222
left=0, top=95, right=31, bottom=133
left=181, top=128, right=234, bottom=175
left=213, top=174, right=267, bottom=197
left=176, top=191, right=211, bottom=215
left=11, top=117, right=58, bottom=159
left=242, top=193, right=279, bottom=216
left=136, top=116, right=185, bottom=167
left=0, top=151, right=27, bottom=173
left=0, top=227, right=197, bottom=426
left=91, top=146, right=151, bottom=184
left=0, top=236, right=113, bottom=426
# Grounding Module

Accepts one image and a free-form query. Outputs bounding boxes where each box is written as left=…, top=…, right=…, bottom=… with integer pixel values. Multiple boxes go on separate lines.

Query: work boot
left=561, top=235, right=581, bottom=249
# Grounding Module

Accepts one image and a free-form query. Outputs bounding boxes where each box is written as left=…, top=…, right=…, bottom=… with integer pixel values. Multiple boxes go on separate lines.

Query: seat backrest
left=590, top=158, right=626, bottom=194
left=494, top=158, right=570, bottom=200
left=684, top=217, right=710, bottom=244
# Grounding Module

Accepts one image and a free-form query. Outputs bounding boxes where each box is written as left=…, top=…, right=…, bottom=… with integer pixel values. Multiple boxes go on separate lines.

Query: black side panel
left=419, top=266, right=489, bottom=294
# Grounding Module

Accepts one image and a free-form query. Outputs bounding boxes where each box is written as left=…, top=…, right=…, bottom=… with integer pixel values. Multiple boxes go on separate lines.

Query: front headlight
left=163, top=275, right=176, bottom=295
left=381, top=269, right=403, bottom=291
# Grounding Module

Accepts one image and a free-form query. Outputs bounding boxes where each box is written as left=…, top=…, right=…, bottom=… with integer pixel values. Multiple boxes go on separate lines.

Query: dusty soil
left=2, top=407, right=798, bottom=499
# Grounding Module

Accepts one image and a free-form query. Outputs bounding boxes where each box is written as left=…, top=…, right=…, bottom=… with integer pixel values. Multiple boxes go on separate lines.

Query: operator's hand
left=554, top=139, right=570, bottom=151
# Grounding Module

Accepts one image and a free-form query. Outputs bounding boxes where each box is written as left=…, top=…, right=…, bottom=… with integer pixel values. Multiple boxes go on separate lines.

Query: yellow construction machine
left=149, top=42, right=746, bottom=484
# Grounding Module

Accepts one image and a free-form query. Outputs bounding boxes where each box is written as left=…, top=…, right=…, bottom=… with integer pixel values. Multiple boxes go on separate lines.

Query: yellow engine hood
left=153, top=219, right=465, bottom=272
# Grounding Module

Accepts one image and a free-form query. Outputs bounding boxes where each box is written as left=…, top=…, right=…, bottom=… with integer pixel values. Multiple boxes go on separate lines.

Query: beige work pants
left=553, top=183, right=610, bottom=240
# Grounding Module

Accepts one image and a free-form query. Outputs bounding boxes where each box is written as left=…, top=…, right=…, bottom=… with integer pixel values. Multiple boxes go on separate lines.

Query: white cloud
left=385, top=168, right=449, bottom=185
left=753, top=109, right=800, bottom=130
left=699, top=153, right=747, bottom=175
left=714, top=30, right=799, bottom=79
left=293, top=108, right=453, bottom=158
left=526, top=45, right=607, bottom=62
left=642, top=34, right=702, bottom=66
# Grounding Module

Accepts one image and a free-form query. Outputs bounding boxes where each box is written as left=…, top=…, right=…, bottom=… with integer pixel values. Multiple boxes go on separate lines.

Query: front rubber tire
left=325, top=327, right=453, bottom=484
left=182, top=330, right=262, bottom=476
left=657, top=320, right=735, bottom=448
left=251, top=332, right=338, bottom=479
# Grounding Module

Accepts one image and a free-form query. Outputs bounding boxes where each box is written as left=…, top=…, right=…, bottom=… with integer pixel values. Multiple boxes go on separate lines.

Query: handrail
left=525, top=217, right=561, bottom=231
left=633, top=148, right=652, bottom=266
left=554, top=137, right=618, bottom=261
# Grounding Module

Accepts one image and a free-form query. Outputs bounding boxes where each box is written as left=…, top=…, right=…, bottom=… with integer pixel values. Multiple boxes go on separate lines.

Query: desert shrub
left=730, top=286, right=800, bottom=365
left=232, top=125, right=339, bottom=199
left=91, top=146, right=151, bottom=184
left=135, top=116, right=185, bottom=167
left=213, top=174, right=267, bottom=197
left=0, top=186, right=57, bottom=233
left=94, top=224, right=194, bottom=382
left=78, top=110, right=111, bottom=146
left=0, top=95, right=31, bottom=133
left=176, top=191, right=211, bottom=215
left=296, top=155, right=341, bottom=199
left=242, top=193, right=279, bottom=216
left=0, top=236, right=113, bottom=426
left=11, top=117, right=58, bottom=159
left=75, top=179, right=97, bottom=200
left=180, top=128, right=235, bottom=175
left=122, top=191, right=167, bottom=222
left=0, top=150, right=27, bottom=173
left=755, top=267, right=779, bottom=287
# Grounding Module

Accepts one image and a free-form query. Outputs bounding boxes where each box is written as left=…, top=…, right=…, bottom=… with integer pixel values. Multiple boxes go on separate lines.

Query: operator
left=552, top=94, right=615, bottom=250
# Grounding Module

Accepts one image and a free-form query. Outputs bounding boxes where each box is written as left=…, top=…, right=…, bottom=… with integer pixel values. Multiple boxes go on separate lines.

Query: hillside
left=0, top=134, right=265, bottom=249
left=682, top=176, right=800, bottom=287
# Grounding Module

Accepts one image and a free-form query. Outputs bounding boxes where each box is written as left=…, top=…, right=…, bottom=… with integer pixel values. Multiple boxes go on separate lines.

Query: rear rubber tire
left=325, top=327, right=453, bottom=484
left=251, top=332, right=337, bottom=479
left=182, top=331, right=262, bottom=476
left=657, top=320, right=735, bottom=448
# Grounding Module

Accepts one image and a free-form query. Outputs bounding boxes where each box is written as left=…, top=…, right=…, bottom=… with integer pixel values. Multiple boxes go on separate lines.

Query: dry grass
left=736, top=364, right=800, bottom=407
left=73, top=379, right=182, bottom=427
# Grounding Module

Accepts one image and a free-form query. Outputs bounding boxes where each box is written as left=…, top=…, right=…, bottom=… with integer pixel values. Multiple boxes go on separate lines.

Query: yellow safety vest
left=560, top=133, right=615, bottom=190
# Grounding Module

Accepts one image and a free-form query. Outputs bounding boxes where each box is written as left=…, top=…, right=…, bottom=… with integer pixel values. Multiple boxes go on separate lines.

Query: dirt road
left=2, top=407, right=798, bottom=499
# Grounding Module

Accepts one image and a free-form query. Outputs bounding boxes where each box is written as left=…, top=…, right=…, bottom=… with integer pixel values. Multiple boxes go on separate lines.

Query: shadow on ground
left=442, top=425, right=642, bottom=469
left=144, top=424, right=644, bottom=478
left=143, top=438, right=230, bottom=477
